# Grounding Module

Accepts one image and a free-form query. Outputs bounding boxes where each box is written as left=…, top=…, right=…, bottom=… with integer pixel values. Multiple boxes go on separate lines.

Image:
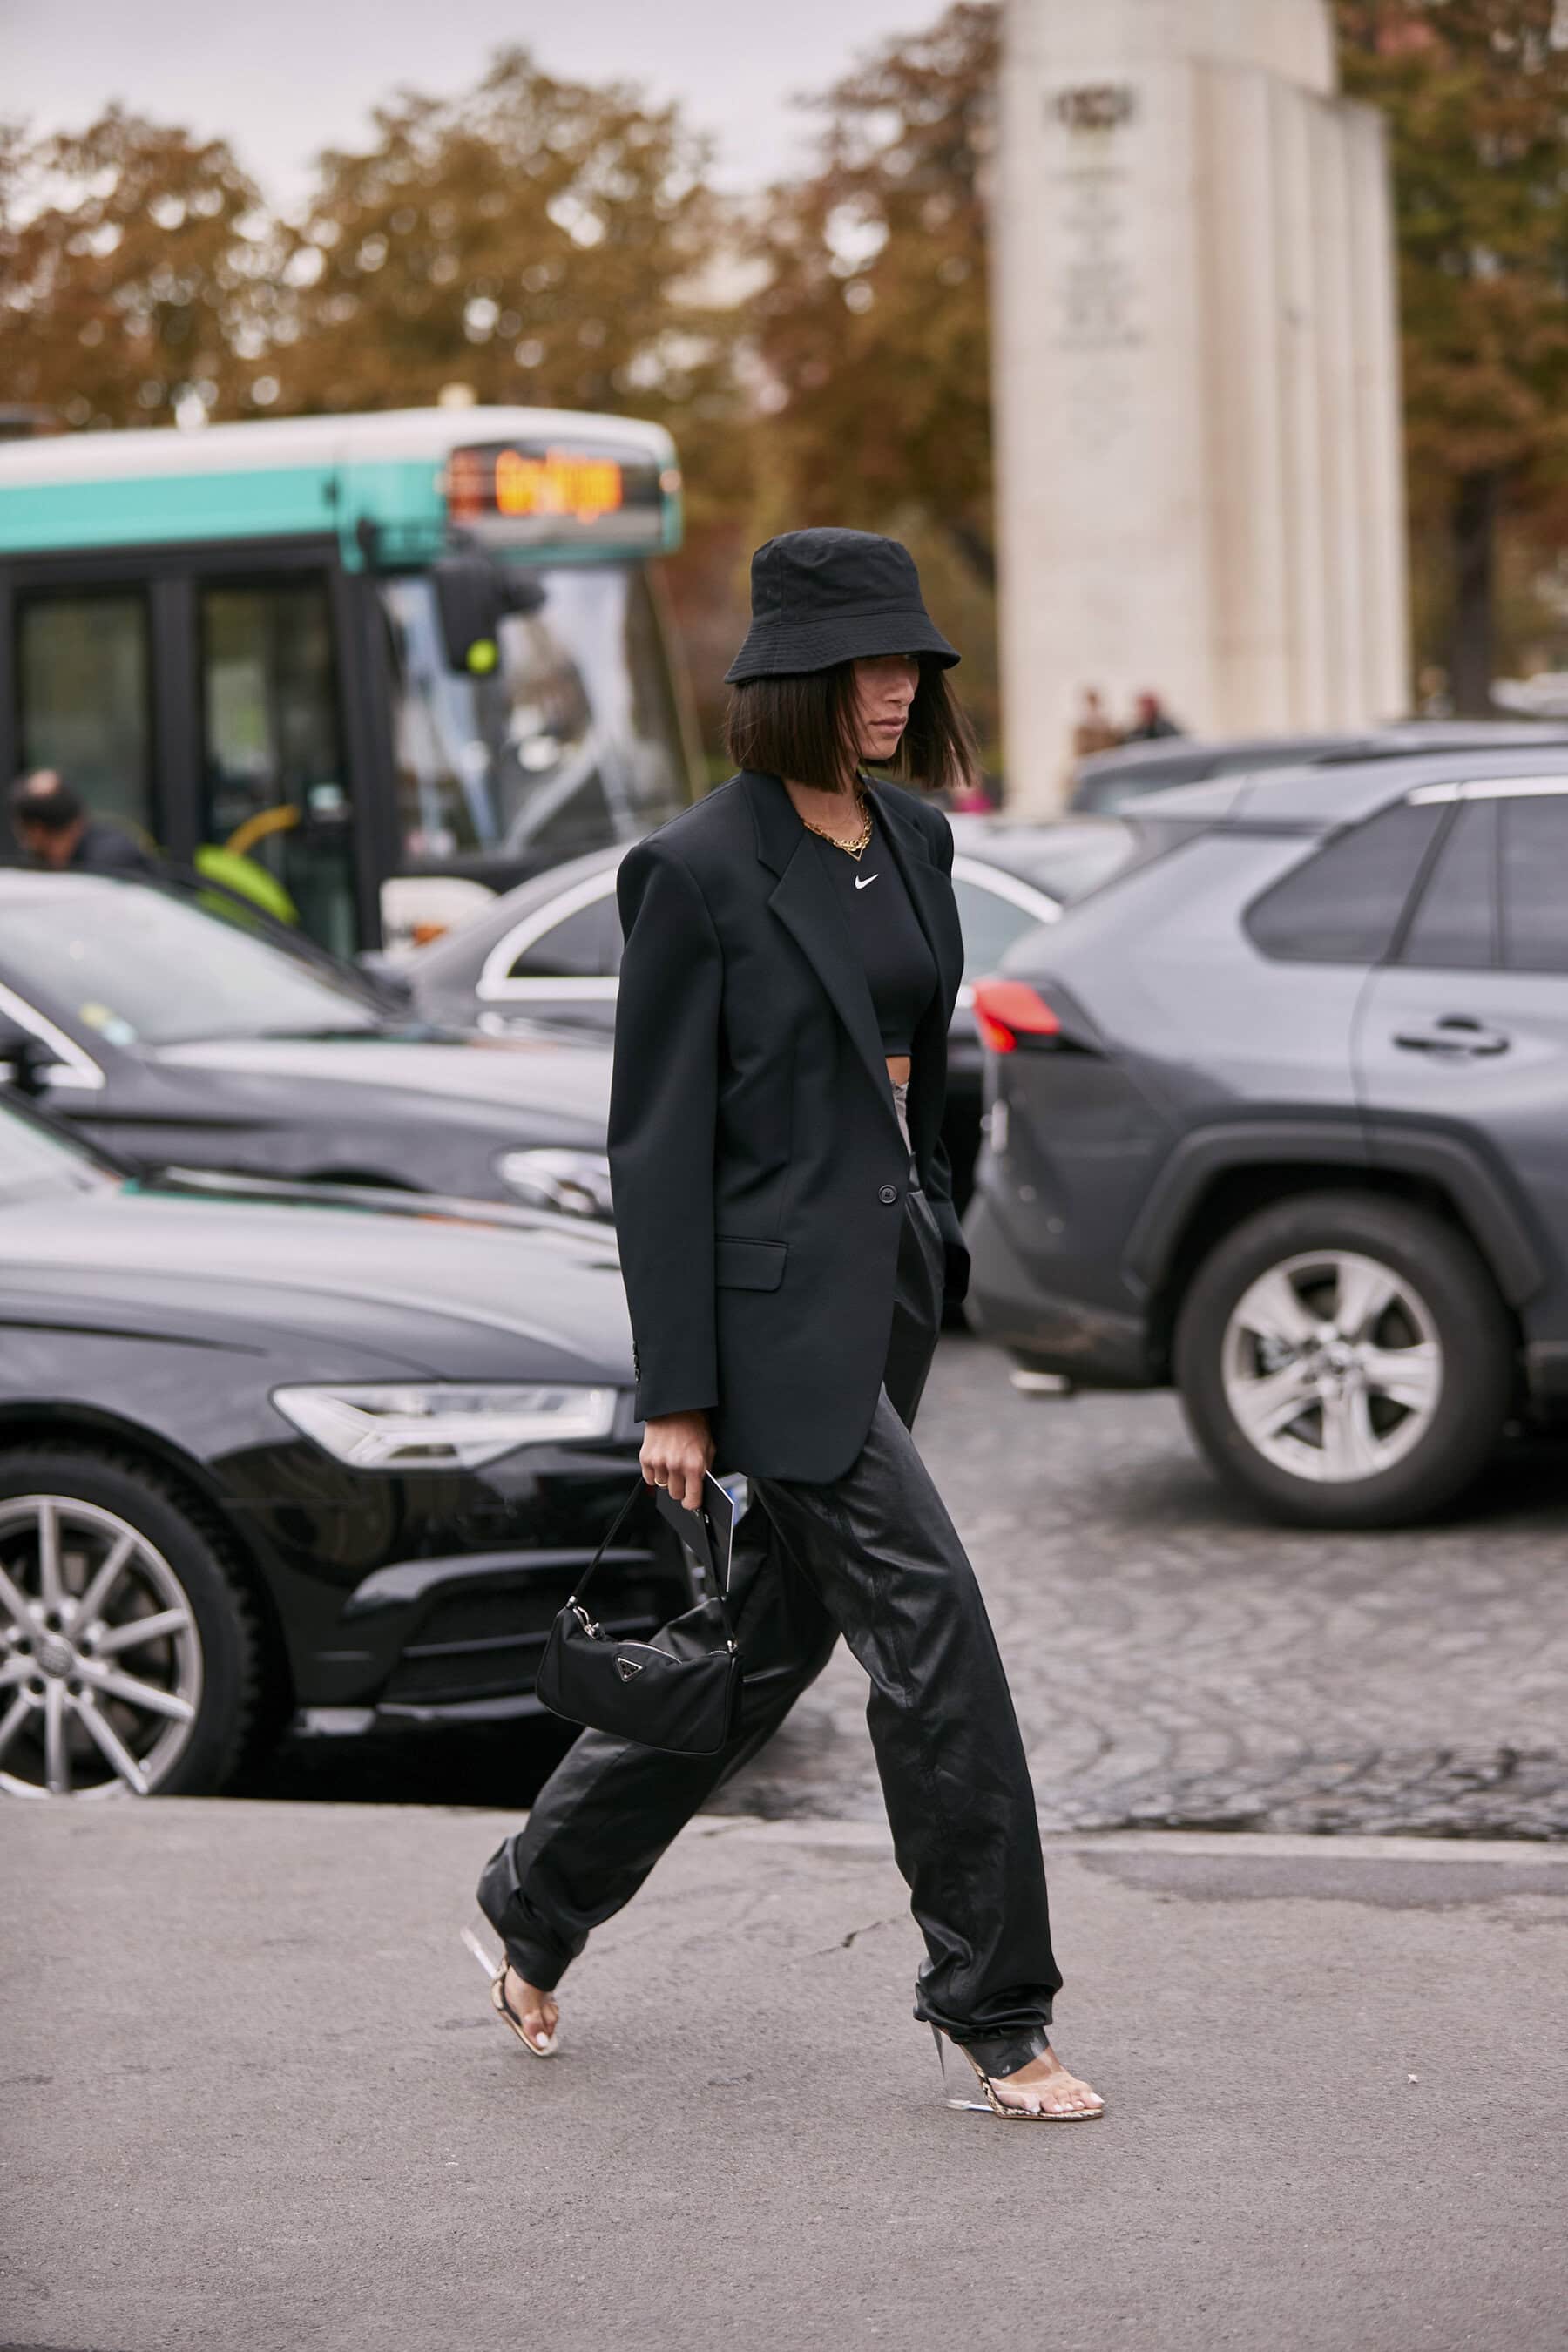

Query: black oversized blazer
left=607, top=767, right=968, bottom=1484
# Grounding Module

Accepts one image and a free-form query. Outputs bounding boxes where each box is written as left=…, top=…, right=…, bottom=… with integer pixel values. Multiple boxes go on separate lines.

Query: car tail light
left=972, top=978, right=1060, bottom=1053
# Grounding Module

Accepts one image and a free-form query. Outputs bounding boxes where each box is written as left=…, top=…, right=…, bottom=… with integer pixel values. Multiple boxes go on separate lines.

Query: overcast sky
left=3, top=0, right=929, bottom=207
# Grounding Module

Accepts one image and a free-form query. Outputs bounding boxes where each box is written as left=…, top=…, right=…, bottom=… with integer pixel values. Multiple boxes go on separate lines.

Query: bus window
left=17, top=592, right=154, bottom=844
left=199, top=579, right=358, bottom=958
left=382, top=562, right=686, bottom=875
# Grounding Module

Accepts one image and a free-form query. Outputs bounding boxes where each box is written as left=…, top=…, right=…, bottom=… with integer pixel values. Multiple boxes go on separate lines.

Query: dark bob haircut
left=724, top=658, right=980, bottom=796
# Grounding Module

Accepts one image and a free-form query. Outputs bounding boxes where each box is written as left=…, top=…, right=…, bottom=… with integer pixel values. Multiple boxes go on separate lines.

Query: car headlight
left=496, top=1147, right=614, bottom=1220
left=272, top=1382, right=618, bottom=1470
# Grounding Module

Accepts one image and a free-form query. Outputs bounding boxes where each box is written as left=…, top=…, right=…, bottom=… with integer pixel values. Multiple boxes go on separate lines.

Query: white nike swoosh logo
left=855, top=872, right=879, bottom=889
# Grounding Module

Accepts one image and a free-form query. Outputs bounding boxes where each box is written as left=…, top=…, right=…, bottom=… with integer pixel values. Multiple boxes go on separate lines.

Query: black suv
left=964, top=748, right=1568, bottom=1527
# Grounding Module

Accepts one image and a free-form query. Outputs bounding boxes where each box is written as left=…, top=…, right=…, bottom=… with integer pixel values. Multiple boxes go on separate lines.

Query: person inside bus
left=9, top=770, right=159, bottom=877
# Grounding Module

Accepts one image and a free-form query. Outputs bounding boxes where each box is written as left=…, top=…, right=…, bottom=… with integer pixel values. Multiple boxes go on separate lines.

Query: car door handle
left=1391, top=1017, right=1511, bottom=1057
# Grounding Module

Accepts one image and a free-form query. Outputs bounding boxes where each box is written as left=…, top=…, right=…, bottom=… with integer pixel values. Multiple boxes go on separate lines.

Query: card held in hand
left=652, top=1471, right=735, bottom=1598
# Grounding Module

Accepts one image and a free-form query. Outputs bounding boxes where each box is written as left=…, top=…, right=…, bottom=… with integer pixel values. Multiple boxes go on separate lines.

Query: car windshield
left=0, top=1098, right=117, bottom=1205
left=382, top=562, right=688, bottom=873
left=0, top=882, right=383, bottom=1048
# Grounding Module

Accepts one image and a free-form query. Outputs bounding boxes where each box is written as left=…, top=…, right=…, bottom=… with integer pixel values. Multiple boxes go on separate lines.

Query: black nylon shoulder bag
left=535, top=1482, right=743, bottom=1756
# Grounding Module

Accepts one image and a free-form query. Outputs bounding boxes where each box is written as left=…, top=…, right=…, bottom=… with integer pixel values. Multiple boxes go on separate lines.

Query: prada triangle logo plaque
left=615, top=1655, right=644, bottom=1681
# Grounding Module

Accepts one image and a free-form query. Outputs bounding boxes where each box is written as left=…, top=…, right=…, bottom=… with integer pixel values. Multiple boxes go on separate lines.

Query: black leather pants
left=477, top=1187, right=1062, bottom=2058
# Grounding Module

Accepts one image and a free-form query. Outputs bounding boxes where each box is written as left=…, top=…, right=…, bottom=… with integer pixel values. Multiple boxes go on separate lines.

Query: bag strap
left=570, top=1480, right=645, bottom=1604
left=569, top=1479, right=740, bottom=1650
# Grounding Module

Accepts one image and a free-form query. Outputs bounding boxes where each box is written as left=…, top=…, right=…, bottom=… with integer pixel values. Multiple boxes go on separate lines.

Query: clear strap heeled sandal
left=462, top=1923, right=558, bottom=2058
left=931, top=2021, right=1105, bottom=2121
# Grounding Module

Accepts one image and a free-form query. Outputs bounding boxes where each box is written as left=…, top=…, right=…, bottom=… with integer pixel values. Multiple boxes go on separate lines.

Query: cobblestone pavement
left=713, top=1333, right=1568, bottom=1839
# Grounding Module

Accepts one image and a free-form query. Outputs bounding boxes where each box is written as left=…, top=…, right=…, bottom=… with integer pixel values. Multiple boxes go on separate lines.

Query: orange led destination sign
left=448, top=444, right=625, bottom=525
left=444, top=437, right=667, bottom=549
left=496, top=447, right=623, bottom=523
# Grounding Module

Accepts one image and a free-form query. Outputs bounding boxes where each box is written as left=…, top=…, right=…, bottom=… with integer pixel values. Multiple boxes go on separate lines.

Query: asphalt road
left=5, top=1804, right=1565, bottom=2352
left=260, top=1332, right=1568, bottom=1838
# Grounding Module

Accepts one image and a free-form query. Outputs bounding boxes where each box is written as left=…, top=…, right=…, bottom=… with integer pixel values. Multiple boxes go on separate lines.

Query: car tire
left=1173, top=1192, right=1513, bottom=1529
left=0, top=1447, right=267, bottom=1799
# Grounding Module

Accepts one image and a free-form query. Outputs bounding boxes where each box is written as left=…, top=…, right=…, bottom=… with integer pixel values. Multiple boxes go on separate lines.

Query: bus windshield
left=382, top=562, right=688, bottom=875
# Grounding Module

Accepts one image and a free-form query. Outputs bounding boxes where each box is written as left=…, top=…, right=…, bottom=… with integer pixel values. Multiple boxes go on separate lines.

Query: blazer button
left=878, top=1183, right=899, bottom=1206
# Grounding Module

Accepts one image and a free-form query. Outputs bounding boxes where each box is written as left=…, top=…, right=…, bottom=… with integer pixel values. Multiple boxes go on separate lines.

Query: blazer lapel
left=743, top=772, right=903, bottom=1132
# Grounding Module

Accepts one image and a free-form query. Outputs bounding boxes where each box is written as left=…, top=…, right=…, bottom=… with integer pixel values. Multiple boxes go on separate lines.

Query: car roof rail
left=1311, top=732, right=1568, bottom=768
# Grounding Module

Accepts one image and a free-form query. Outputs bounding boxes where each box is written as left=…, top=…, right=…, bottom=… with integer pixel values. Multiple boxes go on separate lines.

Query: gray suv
left=964, top=748, right=1568, bottom=1527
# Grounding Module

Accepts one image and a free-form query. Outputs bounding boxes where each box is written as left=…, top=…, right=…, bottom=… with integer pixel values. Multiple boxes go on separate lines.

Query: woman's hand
left=640, top=1410, right=714, bottom=1511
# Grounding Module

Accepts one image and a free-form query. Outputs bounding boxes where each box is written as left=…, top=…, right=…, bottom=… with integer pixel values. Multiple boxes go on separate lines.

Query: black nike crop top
left=813, top=812, right=938, bottom=1056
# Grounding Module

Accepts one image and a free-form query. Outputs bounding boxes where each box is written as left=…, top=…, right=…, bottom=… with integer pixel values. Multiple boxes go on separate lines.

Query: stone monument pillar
left=994, top=0, right=1409, bottom=809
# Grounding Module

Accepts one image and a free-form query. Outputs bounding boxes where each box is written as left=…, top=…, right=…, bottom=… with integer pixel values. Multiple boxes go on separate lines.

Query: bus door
left=193, top=567, right=363, bottom=959
left=10, top=552, right=373, bottom=958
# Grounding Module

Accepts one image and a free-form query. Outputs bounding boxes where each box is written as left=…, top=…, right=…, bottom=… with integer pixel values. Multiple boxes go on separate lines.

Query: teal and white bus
left=0, top=408, right=701, bottom=952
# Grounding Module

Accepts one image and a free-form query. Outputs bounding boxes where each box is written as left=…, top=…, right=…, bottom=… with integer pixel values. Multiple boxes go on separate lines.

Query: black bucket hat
left=724, top=527, right=959, bottom=684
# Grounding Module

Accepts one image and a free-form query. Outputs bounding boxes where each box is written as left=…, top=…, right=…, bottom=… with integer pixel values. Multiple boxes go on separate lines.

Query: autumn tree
left=744, top=5, right=1000, bottom=746
left=271, top=48, right=758, bottom=754
left=1336, top=0, right=1568, bottom=709
left=278, top=50, right=728, bottom=430
left=0, top=108, right=270, bottom=430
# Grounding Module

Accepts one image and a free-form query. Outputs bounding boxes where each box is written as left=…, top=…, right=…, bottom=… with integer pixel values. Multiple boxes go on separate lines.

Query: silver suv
left=966, top=747, right=1568, bottom=1527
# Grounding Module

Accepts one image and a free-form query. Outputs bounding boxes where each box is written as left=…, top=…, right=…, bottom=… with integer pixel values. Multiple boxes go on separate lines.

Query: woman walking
left=476, top=528, right=1103, bottom=2120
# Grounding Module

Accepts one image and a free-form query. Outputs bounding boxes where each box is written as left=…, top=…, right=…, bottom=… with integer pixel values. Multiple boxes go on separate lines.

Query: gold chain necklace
left=799, top=788, right=873, bottom=862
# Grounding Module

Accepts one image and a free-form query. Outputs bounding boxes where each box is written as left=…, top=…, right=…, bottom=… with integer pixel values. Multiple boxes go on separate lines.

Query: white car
left=400, top=814, right=1136, bottom=1204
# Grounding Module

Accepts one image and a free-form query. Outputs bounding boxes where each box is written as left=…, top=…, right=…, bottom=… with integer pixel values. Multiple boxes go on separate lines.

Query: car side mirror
left=355, top=950, right=416, bottom=1013
left=0, top=1023, right=58, bottom=1098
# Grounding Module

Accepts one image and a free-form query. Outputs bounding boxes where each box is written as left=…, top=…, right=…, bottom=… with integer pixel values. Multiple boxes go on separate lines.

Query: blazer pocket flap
left=715, top=1237, right=787, bottom=1291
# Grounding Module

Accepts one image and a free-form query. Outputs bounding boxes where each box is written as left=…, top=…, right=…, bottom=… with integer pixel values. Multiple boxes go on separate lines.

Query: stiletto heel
left=931, top=2019, right=992, bottom=2113
left=929, top=2021, right=1105, bottom=2122
left=461, top=1923, right=558, bottom=2058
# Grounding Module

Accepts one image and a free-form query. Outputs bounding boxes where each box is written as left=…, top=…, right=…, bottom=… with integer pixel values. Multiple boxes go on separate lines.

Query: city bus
left=0, top=408, right=701, bottom=953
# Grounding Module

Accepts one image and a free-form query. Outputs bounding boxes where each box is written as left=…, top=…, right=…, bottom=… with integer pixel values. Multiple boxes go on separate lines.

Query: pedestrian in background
left=475, top=528, right=1105, bottom=2123
left=1124, top=689, right=1183, bottom=741
left=1071, top=686, right=1121, bottom=760
left=9, top=771, right=159, bottom=875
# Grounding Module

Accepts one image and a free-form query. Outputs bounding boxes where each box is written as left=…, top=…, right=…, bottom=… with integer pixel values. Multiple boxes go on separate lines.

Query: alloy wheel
left=0, top=1496, right=202, bottom=1798
left=1220, top=1250, right=1443, bottom=1485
